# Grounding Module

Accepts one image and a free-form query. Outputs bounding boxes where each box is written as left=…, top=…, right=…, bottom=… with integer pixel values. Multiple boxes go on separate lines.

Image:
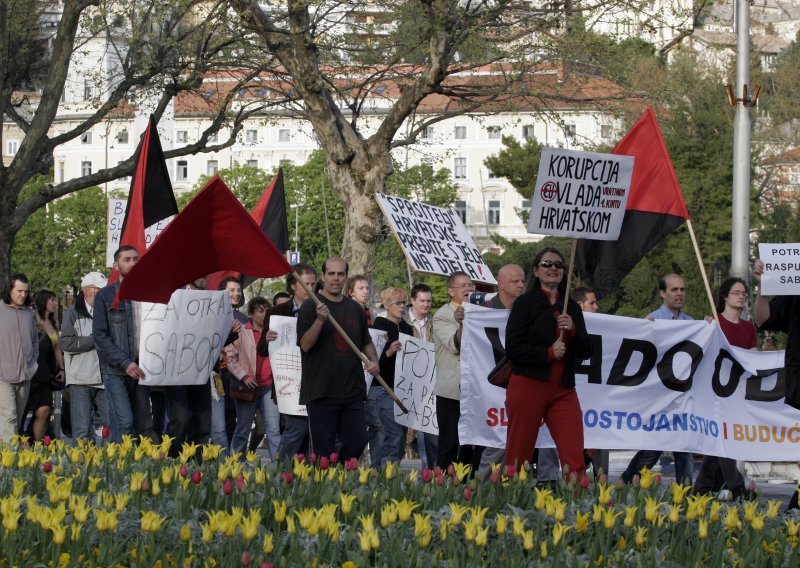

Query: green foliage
left=180, top=162, right=275, bottom=210
left=12, top=177, right=107, bottom=295
left=483, top=135, right=543, bottom=201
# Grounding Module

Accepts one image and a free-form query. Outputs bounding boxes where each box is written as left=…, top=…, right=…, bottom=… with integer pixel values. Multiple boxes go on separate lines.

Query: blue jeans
left=622, top=450, right=694, bottom=485
left=69, top=385, right=108, bottom=442
left=367, top=387, right=404, bottom=468
left=210, top=395, right=229, bottom=453
left=102, top=374, right=151, bottom=443
left=231, top=387, right=281, bottom=459
left=276, top=414, right=309, bottom=461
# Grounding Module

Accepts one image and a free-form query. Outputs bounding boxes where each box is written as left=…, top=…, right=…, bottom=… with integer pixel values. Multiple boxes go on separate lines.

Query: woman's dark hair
left=4, top=273, right=32, bottom=307
left=524, top=247, right=567, bottom=295
left=34, top=289, right=59, bottom=330
left=218, top=276, right=244, bottom=307
left=716, top=277, right=748, bottom=313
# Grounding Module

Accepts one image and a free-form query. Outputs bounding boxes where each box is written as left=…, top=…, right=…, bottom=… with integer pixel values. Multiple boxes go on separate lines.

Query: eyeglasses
left=728, top=290, right=747, bottom=296
left=451, top=282, right=476, bottom=290
left=539, top=260, right=565, bottom=269
left=389, top=300, right=406, bottom=306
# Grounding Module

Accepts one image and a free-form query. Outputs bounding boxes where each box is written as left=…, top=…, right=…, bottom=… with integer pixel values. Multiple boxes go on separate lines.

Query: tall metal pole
left=731, top=0, right=752, bottom=280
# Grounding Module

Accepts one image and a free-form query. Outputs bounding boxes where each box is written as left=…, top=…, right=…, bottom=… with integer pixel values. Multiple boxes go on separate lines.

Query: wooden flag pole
left=686, top=219, right=720, bottom=325
left=559, top=241, right=578, bottom=341
left=292, top=271, right=409, bottom=414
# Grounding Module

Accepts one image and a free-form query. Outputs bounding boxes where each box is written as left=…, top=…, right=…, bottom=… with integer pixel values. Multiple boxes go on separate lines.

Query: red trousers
left=504, top=372, right=585, bottom=477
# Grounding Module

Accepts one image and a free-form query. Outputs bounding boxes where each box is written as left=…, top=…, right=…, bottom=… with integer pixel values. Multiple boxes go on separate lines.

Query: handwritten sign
left=268, top=316, right=307, bottom=416
left=528, top=147, right=633, bottom=240
left=139, top=290, right=233, bottom=386
left=758, top=243, right=800, bottom=295
left=365, top=328, right=389, bottom=391
left=106, top=198, right=173, bottom=267
left=375, top=193, right=496, bottom=285
left=392, top=333, right=438, bottom=435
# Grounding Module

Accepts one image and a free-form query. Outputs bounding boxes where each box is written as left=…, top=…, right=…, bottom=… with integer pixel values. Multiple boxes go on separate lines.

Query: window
left=453, top=157, right=467, bottom=179
left=420, top=126, right=434, bottom=139
left=81, top=161, right=92, bottom=176
left=116, top=130, right=129, bottom=144
left=176, top=130, right=188, bottom=144
left=521, top=198, right=531, bottom=210
left=278, top=129, right=291, bottom=143
left=246, top=159, right=259, bottom=169
left=600, top=124, right=613, bottom=139
left=245, top=129, right=258, bottom=144
left=58, top=162, right=65, bottom=183
left=487, top=168, right=499, bottom=179
left=81, top=132, right=92, bottom=144
left=454, top=200, right=467, bottom=224
left=454, top=125, right=467, bottom=140
left=83, top=81, right=93, bottom=101
left=487, top=200, right=501, bottom=225
left=6, top=140, right=18, bottom=156
left=487, top=126, right=501, bottom=139
left=564, top=123, right=577, bottom=138
left=176, top=160, right=189, bottom=181
left=206, top=160, right=218, bottom=176
left=522, top=125, right=535, bottom=139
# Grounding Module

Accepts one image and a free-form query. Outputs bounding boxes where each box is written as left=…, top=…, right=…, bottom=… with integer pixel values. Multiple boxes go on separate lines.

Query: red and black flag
left=574, top=108, right=690, bottom=298
left=205, top=169, right=290, bottom=291
left=110, top=115, right=178, bottom=282
left=118, top=176, right=293, bottom=304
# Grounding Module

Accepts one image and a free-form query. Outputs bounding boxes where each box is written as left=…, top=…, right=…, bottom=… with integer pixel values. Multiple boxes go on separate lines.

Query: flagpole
left=291, top=271, right=410, bottom=414
left=560, top=240, right=577, bottom=341
left=686, top=220, right=720, bottom=324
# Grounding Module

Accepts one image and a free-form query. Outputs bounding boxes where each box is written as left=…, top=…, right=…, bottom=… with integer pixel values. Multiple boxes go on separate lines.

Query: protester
left=753, top=259, right=800, bottom=510
left=24, top=310, right=60, bottom=441
left=227, top=297, right=281, bottom=459
left=61, top=272, right=109, bottom=443
left=504, top=248, right=592, bottom=477
left=211, top=277, right=247, bottom=452
left=433, top=271, right=473, bottom=468
left=272, top=291, right=291, bottom=306
left=297, top=257, right=379, bottom=460
left=258, top=263, right=317, bottom=460
left=346, top=275, right=372, bottom=326
left=94, top=246, right=155, bottom=443
left=621, top=273, right=696, bottom=485
left=693, top=277, right=755, bottom=499
left=368, top=287, right=413, bottom=468
left=404, top=284, right=436, bottom=467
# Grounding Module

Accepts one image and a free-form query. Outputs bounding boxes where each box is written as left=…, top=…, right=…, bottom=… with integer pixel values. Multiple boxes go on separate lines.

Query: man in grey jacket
left=0, top=273, right=38, bottom=442
left=61, top=271, right=109, bottom=442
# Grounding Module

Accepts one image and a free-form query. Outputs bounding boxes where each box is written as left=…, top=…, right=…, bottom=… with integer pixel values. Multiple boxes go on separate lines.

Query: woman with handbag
left=504, top=247, right=592, bottom=478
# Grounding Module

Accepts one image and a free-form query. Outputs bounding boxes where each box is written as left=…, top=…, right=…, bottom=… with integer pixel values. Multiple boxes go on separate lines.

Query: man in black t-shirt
left=296, top=256, right=379, bottom=460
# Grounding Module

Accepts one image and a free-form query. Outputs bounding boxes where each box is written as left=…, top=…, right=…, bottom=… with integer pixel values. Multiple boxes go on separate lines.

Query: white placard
left=392, top=333, right=438, bottom=435
left=460, top=308, right=795, bottom=462
left=366, top=328, right=389, bottom=391
left=528, top=147, right=634, bottom=240
left=758, top=243, right=800, bottom=295
left=106, top=198, right=173, bottom=267
left=268, top=316, right=307, bottom=416
left=139, top=290, right=233, bottom=386
left=375, top=193, right=496, bottom=285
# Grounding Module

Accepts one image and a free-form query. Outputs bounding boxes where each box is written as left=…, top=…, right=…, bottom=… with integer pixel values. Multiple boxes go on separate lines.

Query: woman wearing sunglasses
left=504, top=247, right=593, bottom=479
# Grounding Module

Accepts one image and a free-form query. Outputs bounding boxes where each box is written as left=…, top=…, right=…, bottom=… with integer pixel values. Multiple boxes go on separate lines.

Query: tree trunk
left=0, top=206, right=17, bottom=297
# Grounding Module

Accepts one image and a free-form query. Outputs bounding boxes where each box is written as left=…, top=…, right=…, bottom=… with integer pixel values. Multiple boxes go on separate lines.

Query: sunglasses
left=539, top=260, right=565, bottom=269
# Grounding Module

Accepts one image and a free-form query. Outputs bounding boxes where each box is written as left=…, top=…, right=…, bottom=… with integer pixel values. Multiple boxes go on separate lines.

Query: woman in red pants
left=504, top=247, right=593, bottom=478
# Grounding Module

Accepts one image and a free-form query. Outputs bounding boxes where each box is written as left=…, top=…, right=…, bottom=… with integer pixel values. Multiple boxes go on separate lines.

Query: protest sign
left=138, top=290, right=233, bottom=386
left=758, top=243, right=800, bottom=295
left=268, top=315, right=307, bottom=416
left=460, top=308, right=794, bottom=462
left=375, top=192, right=496, bottom=285
left=365, top=328, right=389, bottom=391
left=106, top=198, right=172, bottom=267
left=528, top=147, right=634, bottom=240
left=392, top=333, right=438, bottom=435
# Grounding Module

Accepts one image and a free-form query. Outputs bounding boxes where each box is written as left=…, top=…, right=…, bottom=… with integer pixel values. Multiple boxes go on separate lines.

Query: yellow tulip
left=592, top=504, right=603, bottom=524
left=512, top=515, right=527, bottom=537
left=241, top=510, right=261, bottom=541
left=534, top=486, right=551, bottom=511
left=742, top=500, right=759, bottom=522
left=766, top=500, right=781, bottom=520
left=616, top=536, right=627, bottom=551
left=624, top=506, right=638, bottom=528
left=552, top=522, right=570, bottom=546
left=369, top=529, right=379, bottom=550
left=698, top=518, right=708, bottom=540
left=392, top=498, right=419, bottom=522
left=475, top=525, right=489, bottom=547
left=470, top=506, right=488, bottom=526
left=11, top=479, right=25, bottom=498
left=1, top=449, right=14, bottom=467
left=70, top=522, right=82, bottom=542
left=262, top=532, right=274, bottom=554
left=358, top=514, right=375, bottom=532
left=597, top=483, right=614, bottom=505
left=634, top=526, right=648, bottom=547
left=544, top=495, right=556, bottom=518
left=723, top=506, right=742, bottom=532
left=710, top=501, right=722, bottom=522
left=575, top=512, right=590, bottom=533
left=357, top=530, right=371, bottom=552
left=495, top=513, right=508, bottom=535
left=385, top=461, right=397, bottom=481
left=538, top=539, right=546, bottom=557
left=150, top=479, right=161, bottom=497
left=140, top=511, right=165, bottom=533
left=380, top=503, right=397, bottom=528
left=358, top=466, right=370, bottom=485
left=518, top=464, right=528, bottom=482
left=2, top=511, right=21, bottom=531
left=200, top=522, right=213, bottom=543
left=638, top=467, right=653, bottom=489
left=440, top=519, right=448, bottom=542
left=554, top=500, right=567, bottom=523
left=750, top=513, right=765, bottom=532
left=52, top=524, right=66, bottom=545
left=603, top=508, right=623, bottom=529
left=449, top=503, right=467, bottom=527
left=522, top=529, right=534, bottom=551
left=670, top=483, right=691, bottom=505
left=286, top=516, right=296, bottom=534
left=273, top=499, right=287, bottom=523
left=668, top=505, right=681, bottom=524
left=644, top=497, right=660, bottom=523
left=340, top=493, right=356, bottom=515
left=452, top=462, right=470, bottom=483
left=180, top=523, right=191, bottom=542
left=463, top=518, right=477, bottom=542
left=95, top=510, right=119, bottom=532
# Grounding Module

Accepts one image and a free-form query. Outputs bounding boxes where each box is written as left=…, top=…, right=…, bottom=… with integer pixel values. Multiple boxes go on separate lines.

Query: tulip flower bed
left=0, top=436, right=798, bottom=567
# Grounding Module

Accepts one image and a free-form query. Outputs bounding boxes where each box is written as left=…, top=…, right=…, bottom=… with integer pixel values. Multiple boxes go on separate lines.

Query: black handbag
left=487, top=356, right=512, bottom=388
left=228, top=378, right=256, bottom=401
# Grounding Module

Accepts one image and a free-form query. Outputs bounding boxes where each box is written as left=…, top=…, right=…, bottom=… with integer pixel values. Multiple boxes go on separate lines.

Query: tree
left=0, top=0, right=274, bottom=293
left=227, top=0, right=667, bottom=275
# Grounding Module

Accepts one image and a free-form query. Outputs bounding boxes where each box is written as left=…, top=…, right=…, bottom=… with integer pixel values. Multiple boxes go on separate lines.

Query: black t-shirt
left=296, top=295, right=371, bottom=404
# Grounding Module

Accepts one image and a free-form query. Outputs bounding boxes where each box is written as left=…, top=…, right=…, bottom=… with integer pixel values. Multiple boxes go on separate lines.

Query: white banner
left=106, top=198, right=173, bottom=267
left=758, top=242, right=800, bottom=295
left=392, top=333, right=438, bottom=435
left=268, top=316, right=307, bottom=416
left=139, top=290, right=233, bottom=386
left=460, top=307, right=796, bottom=461
left=375, top=192, right=496, bottom=285
left=365, top=328, right=389, bottom=391
left=528, top=147, right=633, bottom=240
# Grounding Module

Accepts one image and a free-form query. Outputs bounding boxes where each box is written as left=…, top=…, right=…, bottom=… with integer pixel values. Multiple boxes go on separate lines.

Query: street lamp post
left=290, top=203, right=299, bottom=253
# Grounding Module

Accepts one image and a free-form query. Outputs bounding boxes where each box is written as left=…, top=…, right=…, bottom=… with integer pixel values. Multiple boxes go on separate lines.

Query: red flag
left=110, top=116, right=177, bottom=282
left=205, top=169, right=290, bottom=291
left=574, top=108, right=689, bottom=298
left=118, top=176, right=293, bottom=304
